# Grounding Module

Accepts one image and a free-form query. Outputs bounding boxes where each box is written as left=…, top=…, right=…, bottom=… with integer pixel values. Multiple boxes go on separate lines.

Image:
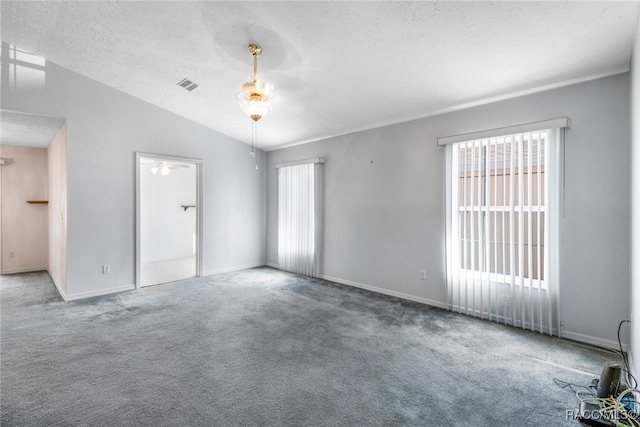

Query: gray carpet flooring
left=1, top=267, right=617, bottom=426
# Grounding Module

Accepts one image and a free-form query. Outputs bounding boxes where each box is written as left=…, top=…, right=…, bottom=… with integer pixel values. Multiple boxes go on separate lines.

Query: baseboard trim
left=47, top=269, right=68, bottom=302
left=203, top=262, right=267, bottom=276
left=266, top=262, right=279, bottom=269
left=1, top=266, right=48, bottom=274
left=320, top=274, right=449, bottom=310
left=65, top=284, right=135, bottom=301
left=561, top=329, right=628, bottom=352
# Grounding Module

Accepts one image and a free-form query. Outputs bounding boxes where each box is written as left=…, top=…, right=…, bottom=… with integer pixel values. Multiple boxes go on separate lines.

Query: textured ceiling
left=1, top=1, right=638, bottom=151
left=0, top=110, right=65, bottom=148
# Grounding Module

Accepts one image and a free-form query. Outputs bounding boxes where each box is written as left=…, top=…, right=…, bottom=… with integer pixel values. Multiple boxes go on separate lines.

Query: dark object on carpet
left=1, top=267, right=615, bottom=426
left=577, top=401, right=616, bottom=426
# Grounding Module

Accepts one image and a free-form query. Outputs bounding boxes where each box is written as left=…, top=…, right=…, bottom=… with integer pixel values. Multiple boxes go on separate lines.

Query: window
left=452, top=132, right=546, bottom=287
left=277, top=158, right=324, bottom=277
left=442, top=119, right=567, bottom=334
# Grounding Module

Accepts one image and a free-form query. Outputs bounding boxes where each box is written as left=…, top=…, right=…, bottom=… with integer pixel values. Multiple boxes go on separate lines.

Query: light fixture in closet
left=148, top=160, right=188, bottom=176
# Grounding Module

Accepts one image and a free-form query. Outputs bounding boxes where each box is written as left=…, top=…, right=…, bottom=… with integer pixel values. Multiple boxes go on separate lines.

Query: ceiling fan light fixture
left=237, top=43, right=272, bottom=171
left=146, top=160, right=188, bottom=176
left=150, top=160, right=171, bottom=176
left=237, top=92, right=271, bottom=122
left=237, top=44, right=272, bottom=122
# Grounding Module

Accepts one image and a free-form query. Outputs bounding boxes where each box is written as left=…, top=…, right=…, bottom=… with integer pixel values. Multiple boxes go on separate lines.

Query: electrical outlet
left=102, top=265, right=111, bottom=274
left=419, top=270, right=427, bottom=280
left=9, top=251, right=15, bottom=258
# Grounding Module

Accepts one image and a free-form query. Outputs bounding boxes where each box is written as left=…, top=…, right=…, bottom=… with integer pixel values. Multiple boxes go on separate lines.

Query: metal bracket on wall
left=181, top=205, right=196, bottom=211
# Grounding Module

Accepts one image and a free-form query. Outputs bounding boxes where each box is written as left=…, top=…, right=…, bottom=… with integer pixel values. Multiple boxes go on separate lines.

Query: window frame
left=448, top=131, right=549, bottom=290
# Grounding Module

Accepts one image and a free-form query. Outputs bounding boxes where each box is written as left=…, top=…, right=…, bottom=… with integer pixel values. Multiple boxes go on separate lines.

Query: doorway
left=136, top=153, right=202, bottom=288
left=0, top=109, right=67, bottom=297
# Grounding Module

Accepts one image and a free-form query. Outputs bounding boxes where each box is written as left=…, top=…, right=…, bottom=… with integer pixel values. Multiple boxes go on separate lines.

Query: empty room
left=2, top=1, right=640, bottom=426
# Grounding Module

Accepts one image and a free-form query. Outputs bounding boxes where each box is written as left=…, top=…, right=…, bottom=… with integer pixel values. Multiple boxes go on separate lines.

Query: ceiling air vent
left=177, top=78, right=198, bottom=91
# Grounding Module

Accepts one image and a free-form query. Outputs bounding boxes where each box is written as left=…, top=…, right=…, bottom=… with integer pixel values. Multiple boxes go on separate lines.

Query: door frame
left=135, top=152, right=203, bottom=288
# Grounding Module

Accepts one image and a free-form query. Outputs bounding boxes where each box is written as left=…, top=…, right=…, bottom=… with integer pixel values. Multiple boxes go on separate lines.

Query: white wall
left=140, top=162, right=196, bottom=263
left=0, top=144, right=49, bottom=273
left=630, top=10, right=640, bottom=376
left=267, top=73, right=630, bottom=349
left=47, top=122, right=68, bottom=295
left=1, top=58, right=266, bottom=299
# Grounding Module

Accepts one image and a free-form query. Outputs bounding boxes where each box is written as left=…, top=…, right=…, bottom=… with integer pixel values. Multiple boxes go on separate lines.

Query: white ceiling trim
left=266, top=67, right=629, bottom=152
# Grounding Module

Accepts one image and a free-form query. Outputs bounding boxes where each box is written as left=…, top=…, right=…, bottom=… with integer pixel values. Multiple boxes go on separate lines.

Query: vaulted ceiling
left=2, top=1, right=639, bottom=150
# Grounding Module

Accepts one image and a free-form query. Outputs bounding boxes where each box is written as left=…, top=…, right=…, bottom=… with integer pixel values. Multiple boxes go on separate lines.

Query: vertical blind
left=445, top=127, right=563, bottom=335
left=277, top=160, right=323, bottom=277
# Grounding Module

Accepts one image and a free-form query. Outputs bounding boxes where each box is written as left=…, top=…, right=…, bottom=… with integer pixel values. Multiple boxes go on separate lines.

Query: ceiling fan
left=141, top=159, right=189, bottom=176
